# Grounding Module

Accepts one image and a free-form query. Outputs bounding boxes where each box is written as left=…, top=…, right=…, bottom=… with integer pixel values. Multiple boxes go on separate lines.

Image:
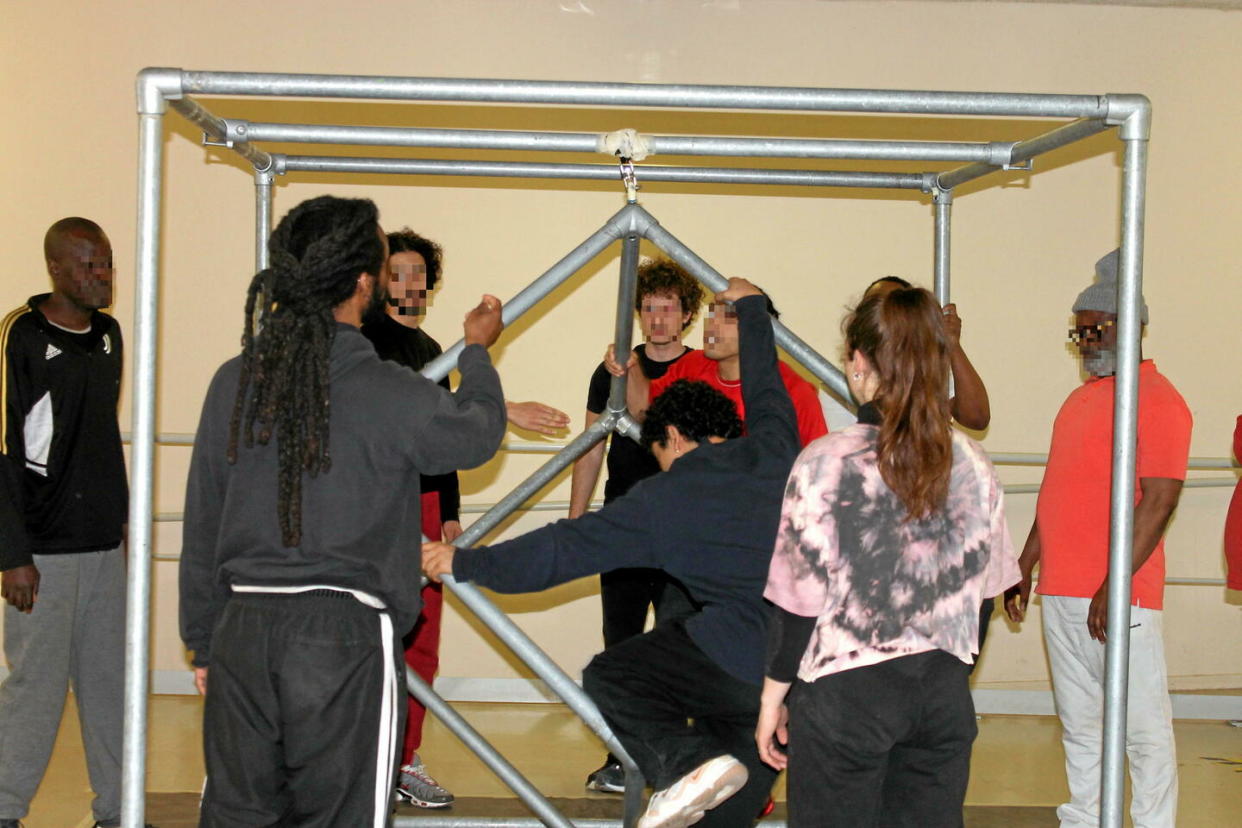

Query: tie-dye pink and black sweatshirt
left=764, top=420, right=1018, bottom=681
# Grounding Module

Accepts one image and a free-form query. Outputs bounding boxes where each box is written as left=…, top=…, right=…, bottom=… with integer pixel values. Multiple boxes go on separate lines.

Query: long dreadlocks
left=226, top=196, right=386, bottom=547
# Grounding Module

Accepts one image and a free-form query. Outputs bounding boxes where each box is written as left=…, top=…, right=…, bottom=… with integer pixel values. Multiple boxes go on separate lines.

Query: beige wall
left=2, top=0, right=1240, bottom=692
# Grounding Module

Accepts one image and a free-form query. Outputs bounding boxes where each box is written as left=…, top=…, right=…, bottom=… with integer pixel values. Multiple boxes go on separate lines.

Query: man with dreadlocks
left=180, top=195, right=507, bottom=828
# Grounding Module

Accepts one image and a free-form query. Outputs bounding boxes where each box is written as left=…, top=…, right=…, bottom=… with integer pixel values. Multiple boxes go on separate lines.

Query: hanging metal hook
left=617, top=155, right=640, bottom=204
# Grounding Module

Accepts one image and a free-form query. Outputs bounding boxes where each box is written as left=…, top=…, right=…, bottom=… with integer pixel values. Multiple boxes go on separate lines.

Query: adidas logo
left=45, top=343, right=62, bottom=361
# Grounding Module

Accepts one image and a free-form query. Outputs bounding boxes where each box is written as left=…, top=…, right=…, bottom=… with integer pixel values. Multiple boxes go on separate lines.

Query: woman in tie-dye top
left=756, top=286, right=1018, bottom=828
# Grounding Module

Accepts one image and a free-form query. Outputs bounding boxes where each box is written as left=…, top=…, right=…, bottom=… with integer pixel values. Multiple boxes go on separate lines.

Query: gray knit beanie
left=1072, top=249, right=1149, bottom=324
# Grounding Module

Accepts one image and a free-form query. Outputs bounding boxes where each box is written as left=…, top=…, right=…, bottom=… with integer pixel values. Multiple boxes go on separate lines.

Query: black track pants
left=199, top=590, right=401, bottom=828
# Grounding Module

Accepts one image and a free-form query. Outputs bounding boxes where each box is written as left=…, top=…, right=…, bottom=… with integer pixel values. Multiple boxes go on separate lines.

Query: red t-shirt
left=1035, top=361, right=1192, bottom=609
left=1225, top=416, right=1242, bottom=591
left=649, top=351, right=828, bottom=447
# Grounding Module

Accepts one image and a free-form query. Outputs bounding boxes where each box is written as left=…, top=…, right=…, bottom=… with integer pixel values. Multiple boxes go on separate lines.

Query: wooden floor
left=24, top=695, right=1242, bottom=827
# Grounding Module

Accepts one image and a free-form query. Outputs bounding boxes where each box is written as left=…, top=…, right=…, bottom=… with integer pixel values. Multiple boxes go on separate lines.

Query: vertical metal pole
left=606, top=234, right=641, bottom=413
left=933, top=188, right=954, bottom=398
left=933, top=187, right=952, bottom=305
left=1101, top=105, right=1150, bottom=828
left=123, top=78, right=169, bottom=828
left=254, top=168, right=274, bottom=271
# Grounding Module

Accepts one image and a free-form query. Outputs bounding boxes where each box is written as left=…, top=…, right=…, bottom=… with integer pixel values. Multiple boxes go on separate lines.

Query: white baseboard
left=10, top=669, right=1240, bottom=721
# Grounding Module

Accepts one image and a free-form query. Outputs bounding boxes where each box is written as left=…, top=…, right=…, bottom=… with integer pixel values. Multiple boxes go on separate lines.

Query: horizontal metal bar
left=146, top=472, right=1240, bottom=527
left=120, top=434, right=1242, bottom=473
left=280, top=155, right=927, bottom=190
left=393, top=820, right=622, bottom=828
left=1004, top=477, right=1235, bottom=496
left=987, top=452, right=1238, bottom=471
left=937, top=118, right=1112, bottom=190
left=168, top=97, right=273, bottom=170
left=394, top=819, right=788, bottom=828
left=234, top=121, right=1010, bottom=163
left=181, top=70, right=1108, bottom=119
left=1166, top=577, right=1229, bottom=586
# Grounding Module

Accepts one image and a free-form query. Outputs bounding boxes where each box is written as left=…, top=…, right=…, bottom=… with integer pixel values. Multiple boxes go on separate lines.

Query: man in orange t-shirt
left=1004, top=250, right=1191, bottom=828
left=626, top=291, right=828, bottom=448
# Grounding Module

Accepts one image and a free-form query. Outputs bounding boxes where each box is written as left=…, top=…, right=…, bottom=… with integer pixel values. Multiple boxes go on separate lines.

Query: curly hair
left=845, top=286, right=953, bottom=520
left=640, top=379, right=743, bottom=451
left=386, top=227, right=443, bottom=291
left=227, top=195, right=386, bottom=547
left=635, top=258, right=704, bottom=331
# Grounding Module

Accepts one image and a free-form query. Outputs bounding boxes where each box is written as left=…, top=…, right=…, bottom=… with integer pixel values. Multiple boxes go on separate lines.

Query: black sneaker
left=0, top=820, right=22, bottom=828
left=586, top=758, right=626, bottom=793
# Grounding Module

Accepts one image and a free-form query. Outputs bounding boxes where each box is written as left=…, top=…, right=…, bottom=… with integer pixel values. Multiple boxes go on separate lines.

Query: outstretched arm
left=428, top=481, right=666, bottom=593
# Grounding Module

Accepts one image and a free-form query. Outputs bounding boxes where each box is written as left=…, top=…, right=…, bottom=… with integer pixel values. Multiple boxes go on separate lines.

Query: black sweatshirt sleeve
left=735, top=295, right=800, bottom=463
left=765, top=604, right=817, bottom=682
left=0, top=321, right=32, bottom=570
left=407, top=344, right=506, bottom=476
left=453, top=481, right=662, bottom=592
left=419, top=374, right=462, bottom=524
left=179, top=366, right=236, bottom=667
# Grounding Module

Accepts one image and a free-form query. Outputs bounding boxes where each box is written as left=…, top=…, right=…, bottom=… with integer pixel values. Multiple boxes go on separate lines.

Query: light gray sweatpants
left=0, top=547, right=127, bottom=824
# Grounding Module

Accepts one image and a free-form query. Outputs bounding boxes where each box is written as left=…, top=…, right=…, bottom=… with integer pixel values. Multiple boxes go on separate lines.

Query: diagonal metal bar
left=635, top=205, right=852, bottom=401
left=936, top=118, right=1111, bottom=191
left=444, top=410, right=646, bottom=828
left=457, top=414, right=615, bottom=548
left=606, top=234, right=642, bottom=416
left=420, top=205, right=638, bottom=383
left=403, top=668, right=574, bottom=828
left=169, top=96, right=274, bottom=170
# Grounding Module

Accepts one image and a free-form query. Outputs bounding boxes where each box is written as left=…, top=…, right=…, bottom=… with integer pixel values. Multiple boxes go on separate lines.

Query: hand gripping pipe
left=437, top=421, right=648, bottom=828
left=635, top=206, right=853, bottom=401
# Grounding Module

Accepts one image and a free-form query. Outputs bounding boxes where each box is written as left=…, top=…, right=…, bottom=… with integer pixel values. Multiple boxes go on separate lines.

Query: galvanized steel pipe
left=181, top=70, right=1107, bottom=119
left=280, top=155, right=928, bottom=190
left=1100, top=128, right=1150, bottom=828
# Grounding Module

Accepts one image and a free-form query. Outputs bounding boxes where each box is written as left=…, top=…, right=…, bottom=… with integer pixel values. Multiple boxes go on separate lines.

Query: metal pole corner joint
left=136, top=67, right=183, bottom=115
left=1105, top=94, right=1152, bottom=141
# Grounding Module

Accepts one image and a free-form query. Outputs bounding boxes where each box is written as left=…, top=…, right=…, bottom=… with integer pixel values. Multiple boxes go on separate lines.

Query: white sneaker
left=637, top=754, right=748, bottom=828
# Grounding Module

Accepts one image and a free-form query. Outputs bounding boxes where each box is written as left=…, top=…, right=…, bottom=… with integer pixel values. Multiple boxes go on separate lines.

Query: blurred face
left=49, top=232, right=113, bottom=310
left=638, top=292, right=688, bottom=346
left=387, top=250, right=430, bottom=318
left=1070, top=309, right=1118, bottom=377
left=703, top=300, right=739, bottom=361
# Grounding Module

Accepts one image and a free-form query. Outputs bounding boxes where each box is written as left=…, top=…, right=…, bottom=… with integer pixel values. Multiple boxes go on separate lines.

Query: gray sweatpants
left=0, top=547, right=127, bottom=823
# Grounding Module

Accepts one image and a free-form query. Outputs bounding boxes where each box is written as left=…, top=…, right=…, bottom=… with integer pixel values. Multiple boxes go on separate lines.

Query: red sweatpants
left=402, top=492, right=444, bottom=764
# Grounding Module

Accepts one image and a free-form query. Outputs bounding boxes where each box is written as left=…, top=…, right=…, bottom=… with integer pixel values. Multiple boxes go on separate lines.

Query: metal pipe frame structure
left=128, top=68, right=1152, bottom=828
